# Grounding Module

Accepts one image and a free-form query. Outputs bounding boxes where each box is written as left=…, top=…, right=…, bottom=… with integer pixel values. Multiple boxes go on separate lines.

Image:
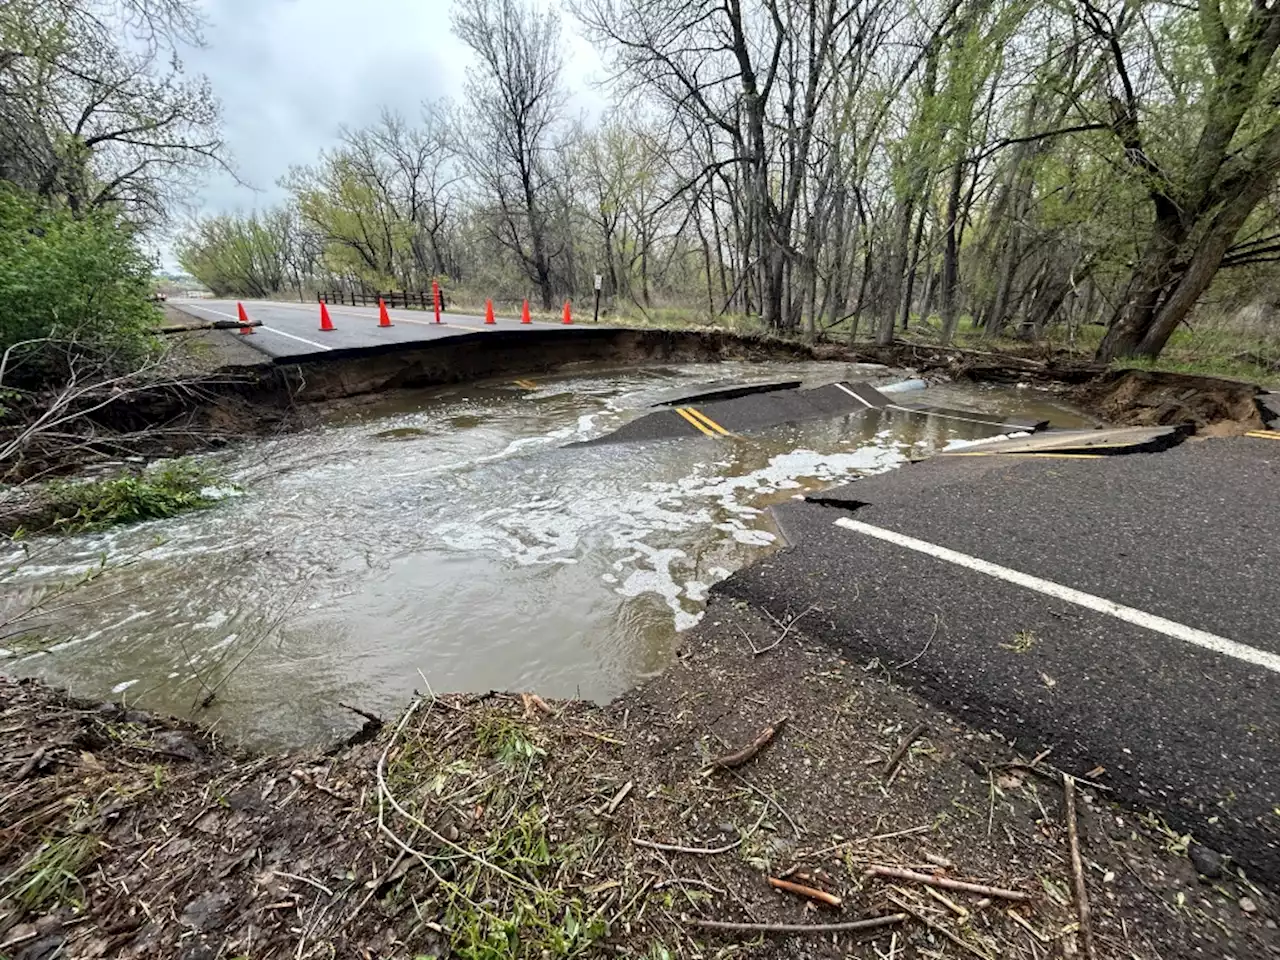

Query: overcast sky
left=178, top=0, right=607, bottom=225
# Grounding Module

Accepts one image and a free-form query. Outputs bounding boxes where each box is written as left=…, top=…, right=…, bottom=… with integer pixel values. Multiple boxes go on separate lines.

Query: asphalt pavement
left=170, top=298, right=586, bottom=361
left=579, top=381, right=1050, bottom=444
left=721, top=434, right=1280, bottom=885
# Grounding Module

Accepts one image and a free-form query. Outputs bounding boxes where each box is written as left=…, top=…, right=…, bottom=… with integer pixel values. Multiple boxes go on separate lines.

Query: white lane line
left=833, top=382, right=873, bottom=407
left=833, top=517, right=1280, bottom=674
left=886, top=403, right=1028, bottom=431
left=177, top=303, right=334, bottom=351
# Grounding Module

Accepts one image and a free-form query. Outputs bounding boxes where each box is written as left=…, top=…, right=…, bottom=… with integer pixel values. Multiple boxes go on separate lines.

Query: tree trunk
left=877, top=202, right=913, bottom=344
left=940, top=159, right=963, bottom=343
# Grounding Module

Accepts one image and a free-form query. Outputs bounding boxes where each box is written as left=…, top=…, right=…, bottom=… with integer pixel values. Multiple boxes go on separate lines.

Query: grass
left=1, top=832, right=100, bottom=912
left=37, top=458, right=233, bottom=533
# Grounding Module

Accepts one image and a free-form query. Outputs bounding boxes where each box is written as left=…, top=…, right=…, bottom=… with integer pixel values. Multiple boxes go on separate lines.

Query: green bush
left=0, top=187, right=158, bottom=383
left=41, top=460, right=230, bottom=532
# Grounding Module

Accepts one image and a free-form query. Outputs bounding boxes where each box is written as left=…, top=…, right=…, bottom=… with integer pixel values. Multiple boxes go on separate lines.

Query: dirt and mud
left=3, top=597, right=1274, bottom=959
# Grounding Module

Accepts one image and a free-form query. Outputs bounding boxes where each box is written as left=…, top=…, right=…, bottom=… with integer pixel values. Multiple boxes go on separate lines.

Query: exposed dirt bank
left=2, top=597, right=1272, bottom=959
left=841, top=340, right=1270, bottom=431
left=1072, top=368, right=1267, bottom=431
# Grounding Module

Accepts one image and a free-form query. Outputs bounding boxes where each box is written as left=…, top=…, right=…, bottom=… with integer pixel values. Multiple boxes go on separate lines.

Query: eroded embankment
left=71, top=329, right=823, bottom=452
left=2, top=597, right=1272, bottom=959
left=19, top=331, right=1275, bottom=482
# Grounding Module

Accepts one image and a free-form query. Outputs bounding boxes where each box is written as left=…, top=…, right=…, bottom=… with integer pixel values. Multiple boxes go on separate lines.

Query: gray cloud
left=180, top=0, right=606, bottom=219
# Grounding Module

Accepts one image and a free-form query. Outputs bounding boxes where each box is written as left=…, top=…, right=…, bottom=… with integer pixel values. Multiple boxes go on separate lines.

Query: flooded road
left=2, top=362, right=1091, bottom=746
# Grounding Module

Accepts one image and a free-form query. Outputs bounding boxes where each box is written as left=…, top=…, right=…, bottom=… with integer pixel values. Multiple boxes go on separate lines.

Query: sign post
left=593, top=273, right=603, bottom=324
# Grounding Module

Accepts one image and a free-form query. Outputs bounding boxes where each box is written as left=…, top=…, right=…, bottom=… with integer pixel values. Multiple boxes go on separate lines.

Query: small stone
left=1188, top=842, right=1224, bottom=879
left=179, top=891, right=230, bottom=932
left=1239, top=897, right=1257, bottom=914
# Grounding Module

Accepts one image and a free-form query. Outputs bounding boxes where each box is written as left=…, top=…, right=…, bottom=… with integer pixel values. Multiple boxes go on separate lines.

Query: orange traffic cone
left=378, top=298, right=393, bottom=327
left=562, top=301, right=572, bottom=325
left=319, top=301, right=335, bottom=331
left=521, top=300, right=532, bottom=324
left=237, top=302, right=254, bottom=335
left=485, top=300, right=497, bottom=325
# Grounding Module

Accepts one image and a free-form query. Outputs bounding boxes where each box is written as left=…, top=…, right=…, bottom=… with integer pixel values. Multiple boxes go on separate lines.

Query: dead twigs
left=633, top=836, right=740, bottom=856
left=1063, top=774, right=1097, bottom=960
left=768, top=876, right=841, bottom=908
left=886, top=892, right=995, bottom=960
left=865, top=865, right=1030, bottom=902
left=751, top=604, right=818, bottom=655
left=338, top=702, right=383, bottom=726
left=686, top=913, right=906, bottom=935
left=635, top=804, right=770, bottom=856
left=708, top=717, right=787, bottom=770
left=882, top=722, right=928, bottom=783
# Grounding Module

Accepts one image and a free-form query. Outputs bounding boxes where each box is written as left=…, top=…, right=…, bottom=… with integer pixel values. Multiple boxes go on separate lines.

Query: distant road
left=169, top=298, right=578, bottom=361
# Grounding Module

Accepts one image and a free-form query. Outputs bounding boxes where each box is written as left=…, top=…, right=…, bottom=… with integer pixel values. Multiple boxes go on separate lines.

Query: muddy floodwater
left=3, top=361, right=1092, bottom=746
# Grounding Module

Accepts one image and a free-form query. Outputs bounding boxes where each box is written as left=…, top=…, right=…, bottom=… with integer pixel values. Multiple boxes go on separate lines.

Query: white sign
left=593, top=273, right=603, bottom=290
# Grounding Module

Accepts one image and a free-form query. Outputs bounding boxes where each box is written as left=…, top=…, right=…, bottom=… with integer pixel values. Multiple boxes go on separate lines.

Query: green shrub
left=0, top=187, right=158, bottom=383
left=41, top=460, right=231, bottom=532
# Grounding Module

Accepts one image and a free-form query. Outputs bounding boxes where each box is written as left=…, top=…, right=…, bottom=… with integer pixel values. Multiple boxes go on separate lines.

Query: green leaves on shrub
left=0, top=187, right=158, bottom=383
left=42, top=460, right=232, bottom=532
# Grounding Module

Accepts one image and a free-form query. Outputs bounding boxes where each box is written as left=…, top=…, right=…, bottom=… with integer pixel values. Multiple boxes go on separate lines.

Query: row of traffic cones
left=236, top=295, right=574, bottom=335
left=488, top=299, right=571, bottom=325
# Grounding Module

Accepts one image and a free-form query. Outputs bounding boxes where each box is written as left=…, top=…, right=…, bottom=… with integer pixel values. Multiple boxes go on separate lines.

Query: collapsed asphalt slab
left=577, top=380, right=1052, bottom=445
left=720, top=436, right=1280, bottom=887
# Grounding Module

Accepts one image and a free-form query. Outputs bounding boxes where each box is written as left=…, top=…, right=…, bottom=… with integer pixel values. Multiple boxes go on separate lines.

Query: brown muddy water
left=2, top=361, right=1091, bottom=746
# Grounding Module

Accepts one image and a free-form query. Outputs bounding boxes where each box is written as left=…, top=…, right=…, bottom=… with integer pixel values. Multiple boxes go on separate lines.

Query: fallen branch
left=14, top=745, right=48, bottom=780
left=882, top=722, right=928, bottom=782
left=997, top=760, right=1112, bottom=793
left=709, top=717, right=787, bottom=770
left=521, top=692, right=557, bottom=717
left=604, top=780, right=633, bottom=815
left=633, top=836, right=740, bottom=856
left=768, top=876, right=841, bottom=908
left=338, top=701, right=383, bottom=725
left=1063, top=774, right=1097, bottom=960
left=634, top=805, right=770, bottom=856
left=686, top=913, right=906, bottom=935
left=866, top=865, right=1030, bottom=902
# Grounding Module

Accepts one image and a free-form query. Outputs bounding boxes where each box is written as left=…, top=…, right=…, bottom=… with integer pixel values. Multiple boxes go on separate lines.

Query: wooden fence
left=318, top=290, right=447, bottom=310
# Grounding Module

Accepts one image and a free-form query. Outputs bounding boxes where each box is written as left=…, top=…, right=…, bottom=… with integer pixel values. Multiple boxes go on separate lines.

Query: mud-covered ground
left=2, top=597, right=1273, bottom=959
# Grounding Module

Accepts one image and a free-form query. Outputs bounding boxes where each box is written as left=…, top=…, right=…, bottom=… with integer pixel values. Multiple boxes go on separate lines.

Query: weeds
left=1001, top=630, right=1037, bottom=653
left=1, top=833, right=99, bottom=912
left=382, top=705, right=614, bottom=959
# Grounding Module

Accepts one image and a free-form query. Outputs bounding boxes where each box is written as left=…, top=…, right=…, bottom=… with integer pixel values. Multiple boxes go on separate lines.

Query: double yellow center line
left=1246, top=430, right=1280, bottom=441
left=675, top=406, right=734, bottom=438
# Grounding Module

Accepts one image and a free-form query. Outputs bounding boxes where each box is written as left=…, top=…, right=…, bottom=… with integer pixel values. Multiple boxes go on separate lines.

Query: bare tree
left=452, top=0, right=566, bottom=309
left=1, top=0, right=225, bottom=227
